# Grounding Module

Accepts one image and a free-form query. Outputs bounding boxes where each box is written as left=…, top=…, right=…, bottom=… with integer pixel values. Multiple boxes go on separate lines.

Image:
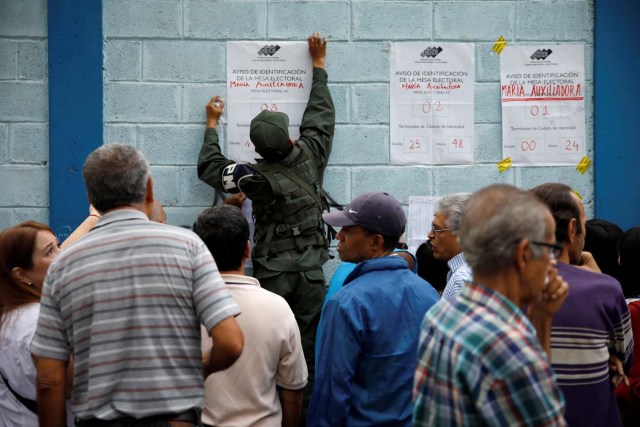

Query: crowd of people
left=1, top=32, right=639, bottom=427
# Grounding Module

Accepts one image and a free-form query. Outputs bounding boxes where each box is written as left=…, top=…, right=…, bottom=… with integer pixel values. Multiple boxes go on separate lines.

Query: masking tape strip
left=576, top=156, right=591, bottom=175
left=492, top=36, right=507, bottom=54
left=497, top=157, right=512, bottom=173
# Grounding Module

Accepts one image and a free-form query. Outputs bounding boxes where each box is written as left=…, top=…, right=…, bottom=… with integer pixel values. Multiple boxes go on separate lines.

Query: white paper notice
left=226, top=42, right=312, bottom=163
left=390, top=43, right=475, bottom=165
left=407, top=196, right=439, bottom=255
left=500, top=45, right=586, bottom=166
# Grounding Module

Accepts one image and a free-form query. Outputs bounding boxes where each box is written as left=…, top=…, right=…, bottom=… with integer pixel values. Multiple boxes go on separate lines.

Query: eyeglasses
left=430, top=224, right=453, bottom=235
left=530, top=241, right=563, bottom=259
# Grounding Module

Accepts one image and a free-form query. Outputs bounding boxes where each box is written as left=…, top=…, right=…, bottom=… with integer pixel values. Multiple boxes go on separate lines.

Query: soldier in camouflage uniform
left=197, top=32, right=334, bottom=417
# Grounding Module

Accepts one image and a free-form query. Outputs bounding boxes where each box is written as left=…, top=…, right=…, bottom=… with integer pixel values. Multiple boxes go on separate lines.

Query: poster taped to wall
left=226, top=42, right=312, bottom=163
left=500, top=44, right=586, bottom=166
left=390, top=43, right=475, bottom=165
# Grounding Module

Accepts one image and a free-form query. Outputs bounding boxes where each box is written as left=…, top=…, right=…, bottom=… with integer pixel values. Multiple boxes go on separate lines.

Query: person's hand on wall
left=308, top=32, right=327, bottom=69
left=206, top=96, right=225, bottom=129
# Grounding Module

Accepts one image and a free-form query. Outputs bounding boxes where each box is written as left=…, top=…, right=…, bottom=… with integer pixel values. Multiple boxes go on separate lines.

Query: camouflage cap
left=249, top=110, right=291, bottom=161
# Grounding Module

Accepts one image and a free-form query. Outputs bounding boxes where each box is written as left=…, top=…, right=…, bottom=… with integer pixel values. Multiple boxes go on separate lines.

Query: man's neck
left=473, top=270, right=522, bottom=307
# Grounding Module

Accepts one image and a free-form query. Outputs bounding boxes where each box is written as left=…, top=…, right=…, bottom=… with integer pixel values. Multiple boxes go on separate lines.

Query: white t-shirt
left=201, top=274, right=308, bottom=427
left=0, top=303, right=40, bottom=427
left=0, top=303, right=74, bottom=427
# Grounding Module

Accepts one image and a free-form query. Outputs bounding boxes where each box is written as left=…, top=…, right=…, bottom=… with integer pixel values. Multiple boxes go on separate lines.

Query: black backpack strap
left=1, top=370, right=37, bottom=414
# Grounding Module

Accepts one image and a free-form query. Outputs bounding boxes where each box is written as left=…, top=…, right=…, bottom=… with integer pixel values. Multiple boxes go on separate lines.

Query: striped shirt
left=441, top=252, right=472, bottom=299
left=550, top=262, right=633, bottom=427
left=31, top=209, right=240, bottom=420
left=413, top=282, right=566, bottom=426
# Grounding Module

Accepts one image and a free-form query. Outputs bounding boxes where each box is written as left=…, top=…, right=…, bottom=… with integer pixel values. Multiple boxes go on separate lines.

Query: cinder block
left=182, top=83, right=227, bottom=123
left=474, top=123, right=502, bottom=163
left=164, top=206, right=207, bottom=228
left=323, top=167, right=351, bottom=206
left=475, top=82, right=501, bottom=123
left=327, top=42, right=388, bottom=83
left=0, top=165, right=48, bottom=206
left=9, top=123, right=48, bottom=164
left=104, top=40, right=140, bottom=81
left=143, top=41, right=225, bottom=82
left=516, top=1, right=589, bottom=41
left=353, top=84, right=389, bottom=124
left=14, top=208, right=48, bottom=225
left=0, top=209, right=14, bottom=230
left=432, top=165, right=514, bottom=195
left=176, top=166, right=216, bottom=206
left=353, top=1, right=431, bottom=41
left=18, top=41, right=46, bottom=80
left=515, top=166, right=594, bottom=216
left=329, top=125, right=388, bottom=165
left=105, top=83, right=179, bottom=123
left=0, top=0, right=47, bottom=37
left=149, top=166, right=179, bottom=206
left=0, top=124, right=8, bottom=164
left=185, top=0, right=266, bottom=39
left=0, top=82, right=47, bottom=121
left=138, top=125, right=203, bottom=165
left=104, top=0, right=182, bottom=38
left=104, top=124, right=137, bottom=146
left=329, top=84, right=349, bottom=124
left=435, top=2, right=514, bottom=41
left=0, top=40, right=17, bottom=79
left=268, top=2, right=349, bottom=41
left=352, top=166, right=431, bottom=203
left=476, top=43, right=500, bottom=82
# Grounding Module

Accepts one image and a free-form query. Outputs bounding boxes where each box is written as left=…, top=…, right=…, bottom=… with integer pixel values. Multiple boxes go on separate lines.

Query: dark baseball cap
left=322, top=192, right=406, bottom=237
left=250, top=110, right=291, bottom=161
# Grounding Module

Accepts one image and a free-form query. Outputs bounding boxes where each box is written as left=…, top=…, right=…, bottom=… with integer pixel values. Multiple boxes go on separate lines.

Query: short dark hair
left=584, top=219, right=623, bottom=281
left=619, top=227, right=640, bottom=298
left=193, top=205, right=249, bottom=272
left=530, top=183, right=583, bottom=244
left=83, top=144, right=150, bottom=212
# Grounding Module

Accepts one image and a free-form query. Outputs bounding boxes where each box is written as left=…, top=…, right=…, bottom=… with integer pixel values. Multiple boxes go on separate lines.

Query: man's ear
left=243, top=240, right=251, bottom=260
left=145, top=177, right=154, bottom=203
left=567, top=217, right=577, bottom=244
left=514, top=239, right=529, bottom=274
left=371, top=234, right=385, bottom=251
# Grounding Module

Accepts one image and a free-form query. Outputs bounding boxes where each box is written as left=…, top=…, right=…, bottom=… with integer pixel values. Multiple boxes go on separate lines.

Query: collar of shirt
left=447, top=252, right=467, bottom=273
left=461, top=281, right=536, bottom=337
left=91, top=208, right=148, bottom=230
left=221, top=273, right=261, bottom=287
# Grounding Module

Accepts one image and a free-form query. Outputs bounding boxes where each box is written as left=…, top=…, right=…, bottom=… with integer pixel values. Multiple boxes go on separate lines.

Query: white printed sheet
left=390, top=43, right=475, bottom=165
left=226, top=42, right=312, bottom=163
left=500, top=44, right=586, bottom=166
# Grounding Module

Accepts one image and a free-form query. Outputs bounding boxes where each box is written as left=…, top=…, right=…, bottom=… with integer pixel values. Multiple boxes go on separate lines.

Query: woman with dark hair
left=0, top=214, right=98, bottom=427
left=616, top=227, right=640, bottom=426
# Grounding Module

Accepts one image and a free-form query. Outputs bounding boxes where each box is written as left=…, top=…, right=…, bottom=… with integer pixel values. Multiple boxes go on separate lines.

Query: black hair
left=193, top=205, right=249, bottom=272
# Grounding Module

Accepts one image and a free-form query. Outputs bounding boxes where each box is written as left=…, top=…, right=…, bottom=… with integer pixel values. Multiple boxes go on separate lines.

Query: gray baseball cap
left=323, top=192, right=406, bottom=237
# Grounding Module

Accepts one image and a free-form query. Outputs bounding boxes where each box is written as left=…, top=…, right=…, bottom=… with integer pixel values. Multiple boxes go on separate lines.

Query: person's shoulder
left=560, top=262, right=623, bottom=292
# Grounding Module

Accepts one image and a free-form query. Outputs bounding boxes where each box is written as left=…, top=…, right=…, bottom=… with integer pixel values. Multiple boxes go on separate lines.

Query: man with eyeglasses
left=414, top=184, right=569, bottom=426
left=531, top=183, right=633, bottom=427
left=428, top=193, right=472, bottom=298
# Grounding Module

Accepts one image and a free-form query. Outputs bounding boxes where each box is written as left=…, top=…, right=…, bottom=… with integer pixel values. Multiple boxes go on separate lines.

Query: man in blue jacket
left=308, top=192, right=440, bottom=426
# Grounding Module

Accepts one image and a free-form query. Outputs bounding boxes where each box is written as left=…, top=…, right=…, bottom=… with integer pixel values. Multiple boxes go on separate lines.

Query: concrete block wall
left=0, top=0, right=49, bottom=230
left=100, top=0, right=594, bottom=276
left=1, top=1, right=595, bottom=274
